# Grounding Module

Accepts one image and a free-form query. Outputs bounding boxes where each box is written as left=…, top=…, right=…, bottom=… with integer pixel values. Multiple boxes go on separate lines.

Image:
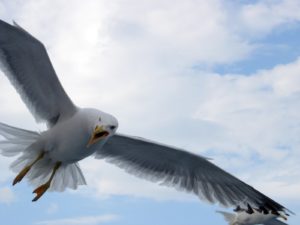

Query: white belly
left=41, top=114, right=108, bottom=163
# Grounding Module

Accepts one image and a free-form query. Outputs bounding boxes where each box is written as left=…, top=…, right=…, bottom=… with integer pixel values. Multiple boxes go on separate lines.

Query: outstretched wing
left=0, top=20, right=76, bottom=126
left=97, top=134, right=290, bottom=214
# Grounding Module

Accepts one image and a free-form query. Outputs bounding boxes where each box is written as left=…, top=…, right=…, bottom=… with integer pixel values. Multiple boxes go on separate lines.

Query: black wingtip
left=246, top=204, right=254, bottom=214
left=233, top=205, right=242, bottom=212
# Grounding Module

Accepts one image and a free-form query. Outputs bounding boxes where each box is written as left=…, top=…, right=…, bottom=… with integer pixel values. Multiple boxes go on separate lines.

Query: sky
left=0, top=0, right=300, bottom=224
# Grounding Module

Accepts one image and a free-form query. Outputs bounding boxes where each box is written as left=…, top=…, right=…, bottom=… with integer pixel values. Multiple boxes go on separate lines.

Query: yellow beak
left=86, top=125, right=109, bottom=148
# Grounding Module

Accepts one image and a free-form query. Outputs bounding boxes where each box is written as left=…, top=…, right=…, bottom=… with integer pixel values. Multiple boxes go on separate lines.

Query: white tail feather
left=0, top=122, right=86, bottom=192
left=0, top=122, right=40, bottom=157
left=216, top=211, right=236, bottom=225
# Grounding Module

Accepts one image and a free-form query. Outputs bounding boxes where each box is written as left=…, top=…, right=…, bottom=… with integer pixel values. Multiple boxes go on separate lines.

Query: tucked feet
left=32, top=182, right=50, bottom=202
left=32, top=161, right=61, bottom=202
left=12, top=152, right=45, bottom=186
left=13, top=166, right=31, bottom=185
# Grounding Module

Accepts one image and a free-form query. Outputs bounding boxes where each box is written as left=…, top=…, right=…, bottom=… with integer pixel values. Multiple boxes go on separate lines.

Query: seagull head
left=85, top=108, right=118, bottom=148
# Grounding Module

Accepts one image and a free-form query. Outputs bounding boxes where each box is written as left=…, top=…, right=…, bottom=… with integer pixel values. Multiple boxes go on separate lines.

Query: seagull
left=0, top=19, right=292, bottom=216
left=217, top=205, right=289, bottom=225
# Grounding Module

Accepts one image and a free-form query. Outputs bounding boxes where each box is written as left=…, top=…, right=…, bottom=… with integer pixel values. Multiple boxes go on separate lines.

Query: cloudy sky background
left=0, top=0, right=300, bottom=224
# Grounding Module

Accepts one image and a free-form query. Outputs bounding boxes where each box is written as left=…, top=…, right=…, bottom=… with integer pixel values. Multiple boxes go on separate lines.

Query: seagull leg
left=13, top=151, right=45, bottom=186
left=32, top=161, right=61, bottom=202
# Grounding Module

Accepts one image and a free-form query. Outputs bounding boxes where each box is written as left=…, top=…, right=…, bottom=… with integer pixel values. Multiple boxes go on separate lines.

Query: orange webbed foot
left=32, top=182, right=50, bottom=202
left=12, top=166, right=31, bottom=186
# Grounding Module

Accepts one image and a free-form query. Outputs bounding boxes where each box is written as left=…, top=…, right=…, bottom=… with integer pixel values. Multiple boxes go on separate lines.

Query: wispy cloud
left=238, top=0, right=300, bottom=36
left=46, top=203, right=59, bottom=214
left=0, top=187, right=15, bottom=204
left=35, top=214, right=118, bottom=225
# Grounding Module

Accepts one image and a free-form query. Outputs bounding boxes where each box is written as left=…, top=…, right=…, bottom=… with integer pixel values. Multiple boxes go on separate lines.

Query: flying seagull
left=217, top=205, right=289, bottom=225
left=0, top=19, right=291, bottom=216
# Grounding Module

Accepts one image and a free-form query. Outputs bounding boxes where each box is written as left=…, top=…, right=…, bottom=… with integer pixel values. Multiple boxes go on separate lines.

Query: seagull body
left=41, top=108, right=117, bottom=163
left=0, top=19, right=292, bottom=217
left=217, top=208, right=288, bottom=225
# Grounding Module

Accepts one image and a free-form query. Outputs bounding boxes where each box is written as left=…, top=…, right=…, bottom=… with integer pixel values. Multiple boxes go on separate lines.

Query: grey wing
left=264, top=219, right=288, bottom=225
left=97, top=134, right=290, bottom=214
left=0, top=20, right=76, bottom=126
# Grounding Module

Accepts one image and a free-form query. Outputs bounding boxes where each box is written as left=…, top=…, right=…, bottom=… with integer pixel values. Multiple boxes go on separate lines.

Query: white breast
left=42, top=110, right=108, bottom=163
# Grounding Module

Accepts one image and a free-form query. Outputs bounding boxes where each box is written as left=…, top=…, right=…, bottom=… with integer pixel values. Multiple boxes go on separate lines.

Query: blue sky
left=0, top=0, right=300, bottom=225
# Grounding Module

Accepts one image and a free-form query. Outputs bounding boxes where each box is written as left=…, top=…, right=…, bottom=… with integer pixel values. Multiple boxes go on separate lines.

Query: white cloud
left=250, top=161, right=300, bottom=201
left=194, top=58, right=300, bottom=159
left=0, top=187, right=15, bottom=204
left=46, top=203, right=59, bottom=214
left=238, top=0, right=300, bottom=36
left=104, top=0, right=253, bottom=66
left=35, top=214, right=118, bottom=225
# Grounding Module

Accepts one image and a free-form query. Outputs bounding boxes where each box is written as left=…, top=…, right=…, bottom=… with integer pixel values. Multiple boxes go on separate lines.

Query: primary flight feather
left=0, top=19, right=291, bottom=217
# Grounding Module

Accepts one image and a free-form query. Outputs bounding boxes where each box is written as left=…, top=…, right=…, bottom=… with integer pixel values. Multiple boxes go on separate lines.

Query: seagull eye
left=110, top=125, right=116, bottom=130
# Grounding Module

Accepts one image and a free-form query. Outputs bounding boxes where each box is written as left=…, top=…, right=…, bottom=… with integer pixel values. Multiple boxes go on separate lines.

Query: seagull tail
left=0, top=122, right=40, bottom=157
left=0, top=122, right=86, bottom=192
left=216, top=211, right=237, bottom=225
